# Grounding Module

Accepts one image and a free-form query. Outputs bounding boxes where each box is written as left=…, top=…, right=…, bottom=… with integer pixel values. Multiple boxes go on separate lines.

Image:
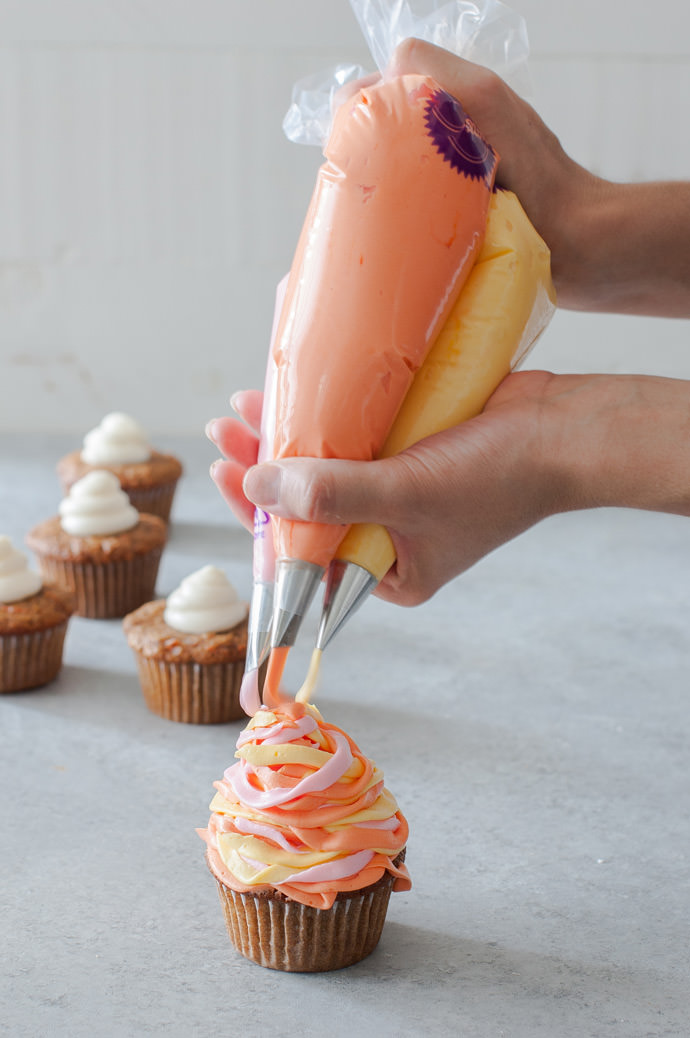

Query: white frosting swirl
left=81, top=412, right=151, bottom=465
left=59, top=471, right=139, bottom=536
left=164, top=565, right=247, bottom=635
left=0, top=535, right=42, bottom=604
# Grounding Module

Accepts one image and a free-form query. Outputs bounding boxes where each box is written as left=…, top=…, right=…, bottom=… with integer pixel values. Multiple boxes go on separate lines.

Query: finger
left=210, top=459, right=255, bottom=533
left=386, top=40, right=490, bottom=106
left=206, top=417, right=258, bottom=469
left=242, top=455, right=415, bottom=527
left=229, top=389, right=264, bottom=436
left=385, top=38, right=525, bottom=192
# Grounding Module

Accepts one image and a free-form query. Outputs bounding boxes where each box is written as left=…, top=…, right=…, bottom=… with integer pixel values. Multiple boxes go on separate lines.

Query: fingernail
left=243, top=463, right=281, bottom=508
left=229, top=392, right=241, bottom=414
left=205, top=420, right=218, bottom=442
left=209, top=459, right=221, bottom=479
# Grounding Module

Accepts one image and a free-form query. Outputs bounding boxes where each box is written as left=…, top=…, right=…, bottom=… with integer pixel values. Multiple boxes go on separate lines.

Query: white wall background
left=0, top=0, right=689, bottom=436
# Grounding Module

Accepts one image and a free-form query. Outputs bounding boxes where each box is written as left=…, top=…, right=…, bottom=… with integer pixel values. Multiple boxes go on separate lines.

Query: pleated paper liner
left=210, top=852, right=405, bottom=972
left=134, top=655, right=245, bottom=724
left=0, top=622, right=69, bottom=693
left=124, top=481, right=179, bottom=523
left=36, top=552, right=163, bottom=619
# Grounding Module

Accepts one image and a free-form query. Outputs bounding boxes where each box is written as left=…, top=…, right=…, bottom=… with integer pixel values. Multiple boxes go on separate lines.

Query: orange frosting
left=199, top=701, right=410, bottom=909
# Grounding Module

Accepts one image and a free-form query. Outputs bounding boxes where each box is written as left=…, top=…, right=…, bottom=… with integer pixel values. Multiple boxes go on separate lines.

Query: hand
left=207, top=390, right=263, bottom=532
left=217, top=371, right=690, bottom=607
left=389, top=39, right=690, bottom=318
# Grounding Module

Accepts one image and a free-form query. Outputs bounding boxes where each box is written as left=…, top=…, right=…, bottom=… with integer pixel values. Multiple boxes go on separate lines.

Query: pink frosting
left=280, top=849, right=375, bottom=885
left=224, top=729, right=354, bottom=809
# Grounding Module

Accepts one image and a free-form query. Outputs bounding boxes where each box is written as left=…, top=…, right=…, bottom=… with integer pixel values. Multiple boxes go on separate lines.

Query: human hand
left=207, top=389, right=263, bottom=532
left=387, top=39, right=599, bottom=311
left=215, top=370, right=690, bottom=607
left=389, top=39, right=690, bottom=318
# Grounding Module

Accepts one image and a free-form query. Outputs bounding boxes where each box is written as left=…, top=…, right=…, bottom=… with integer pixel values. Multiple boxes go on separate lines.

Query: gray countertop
left=2, top=434, right=689, bottom=1038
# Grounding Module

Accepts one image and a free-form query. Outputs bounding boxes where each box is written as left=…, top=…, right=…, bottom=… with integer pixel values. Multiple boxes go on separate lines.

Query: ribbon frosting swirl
left=198, top=700, right=410, bottom=909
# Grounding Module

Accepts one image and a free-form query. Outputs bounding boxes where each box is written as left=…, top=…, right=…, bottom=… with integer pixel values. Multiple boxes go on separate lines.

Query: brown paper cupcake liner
left=37, top=552, right=163, bottom=619
left=134, top=654, right=245, bottom=723
left=214, top=875, right=396, bottom=972
left=0, top=622, right=69, bottom=693
left=124, top=482, right=179, bottom=523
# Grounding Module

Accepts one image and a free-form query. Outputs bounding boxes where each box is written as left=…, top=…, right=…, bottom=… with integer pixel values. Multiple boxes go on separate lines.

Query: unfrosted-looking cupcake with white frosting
left=123, top=565, right=248, bottom=724
left=26, top=470, right=167, bottom=618
left=0, top=536, right=76, bottom=692
left=57, top=412, right=183, bottom=522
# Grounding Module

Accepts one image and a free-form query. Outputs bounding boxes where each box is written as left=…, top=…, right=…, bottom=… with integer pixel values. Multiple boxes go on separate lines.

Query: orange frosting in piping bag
left=271, top=74, right=497, bottom=569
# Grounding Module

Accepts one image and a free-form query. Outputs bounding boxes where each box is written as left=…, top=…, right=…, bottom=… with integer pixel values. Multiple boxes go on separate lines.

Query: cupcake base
left=26, top=515, right=167, bottom=619
left=134, top=655, right=244, bottom=724
left=37, top=551, right=164, bottom=620
left=0, top=622, right=70, bottom=693
left=212, top=866, right=398, bottom=972
left=124, top=482, right=178, bottom=524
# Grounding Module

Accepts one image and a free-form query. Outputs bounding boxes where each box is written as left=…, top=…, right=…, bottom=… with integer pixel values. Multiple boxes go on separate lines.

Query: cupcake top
left=59, top=471, right=139, bottom=536
left=199, top=700, right=410, bottom=910
left=0, top=536, right=42, bottom=604
left=81, top=412, right=151, bottom=465
left=164, top=566, right=247, bottom=635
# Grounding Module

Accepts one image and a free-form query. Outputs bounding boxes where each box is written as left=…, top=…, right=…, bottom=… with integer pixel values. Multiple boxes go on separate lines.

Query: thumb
left=242, top=456, right=411, bottom=527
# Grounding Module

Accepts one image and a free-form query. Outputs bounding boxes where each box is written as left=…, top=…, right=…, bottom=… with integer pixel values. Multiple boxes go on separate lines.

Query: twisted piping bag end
left=316, top=559, right=379, bottom=651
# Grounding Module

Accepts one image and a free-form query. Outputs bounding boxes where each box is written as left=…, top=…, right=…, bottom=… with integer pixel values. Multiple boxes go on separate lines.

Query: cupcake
left=26, top=470, right=167, bottom=619
left=57, top=412, right=182, bottom=522
left=198, top=699, right=410, bottom=971
left=0, top=535, right=76, bottom=693
left=123, top=565, right=248, bottom=724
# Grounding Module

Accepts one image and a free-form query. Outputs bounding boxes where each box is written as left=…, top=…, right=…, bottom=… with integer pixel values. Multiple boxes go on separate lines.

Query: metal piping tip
left=271, top=559, right=325, bottom=649
left=245, top=580, right=275, bottom=672
left=316, top=559, right=378, bottom=651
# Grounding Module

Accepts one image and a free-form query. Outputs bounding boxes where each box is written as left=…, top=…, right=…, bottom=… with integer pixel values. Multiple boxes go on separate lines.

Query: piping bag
left=267, top=63, right=497, bottom=662
left=262, top=0, right=550, bottom=702
left=238, top=276, right=288, bottom=717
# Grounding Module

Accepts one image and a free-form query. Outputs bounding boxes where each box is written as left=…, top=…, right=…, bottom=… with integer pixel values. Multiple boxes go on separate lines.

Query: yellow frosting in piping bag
left=335, top=187, right=556, bottom=581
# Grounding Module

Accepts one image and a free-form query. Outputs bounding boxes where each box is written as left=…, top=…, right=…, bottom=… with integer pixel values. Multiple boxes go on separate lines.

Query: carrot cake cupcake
left=57, top=412, right=182, bottom=521
left=123, top=565, right=248, bottom=724
left=0, top=535, right=76, bottom=692
left=26, top=470, right=167, bottom=619
left=198, top=699, right=410, bottom=971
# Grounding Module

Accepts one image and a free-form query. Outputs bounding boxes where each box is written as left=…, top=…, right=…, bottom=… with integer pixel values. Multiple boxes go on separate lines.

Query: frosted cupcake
left=26, top=471, right=167, bottom=619
left=57, top=412, right=183, bottom=522
left=123, top=566, right=248, bottom=724
left=0, top=536, right=76, bottom=693
left=198, top=700, right=410, bottom=971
